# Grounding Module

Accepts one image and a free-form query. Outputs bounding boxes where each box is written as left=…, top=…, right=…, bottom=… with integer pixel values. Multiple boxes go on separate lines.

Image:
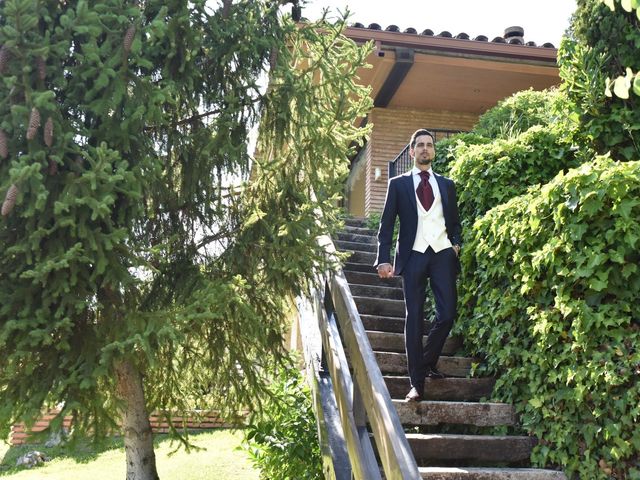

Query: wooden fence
left=11, top=410, right=242, bottom=445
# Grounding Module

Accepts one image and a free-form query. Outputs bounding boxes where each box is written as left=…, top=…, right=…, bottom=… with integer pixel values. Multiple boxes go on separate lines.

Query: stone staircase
left=336, top=217, right=566, bottom=480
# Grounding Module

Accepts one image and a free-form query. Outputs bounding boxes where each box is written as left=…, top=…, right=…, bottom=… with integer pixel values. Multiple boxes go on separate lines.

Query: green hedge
left=449, top=125, right=581, bottom=226
left=459, top=157, right=640, bottom=479
left=473, top=88, right=570, bottom=140
left=432, top=132, right=489, bottom=177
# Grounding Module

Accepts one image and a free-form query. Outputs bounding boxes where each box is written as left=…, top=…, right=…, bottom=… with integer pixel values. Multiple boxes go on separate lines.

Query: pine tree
left=0, top=1, right=371, bottom=478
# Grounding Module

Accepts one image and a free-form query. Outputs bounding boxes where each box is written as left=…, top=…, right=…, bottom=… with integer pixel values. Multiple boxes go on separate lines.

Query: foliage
left=600, top=0, right=640, bottom=99
left=473, top=88, right=571, bottom=140
left=449, top=124, right=581, bottom=227
left=0, top=0, right=371, bottom=457
left=458, top=157, right=640, bottom=479
left=432, top=132, right=488, bottom=177
left=365, top=212, right=380, bottom=231
left=559, top=0, right=640, bottom=160
left=243, top=362, right=322, bottom=480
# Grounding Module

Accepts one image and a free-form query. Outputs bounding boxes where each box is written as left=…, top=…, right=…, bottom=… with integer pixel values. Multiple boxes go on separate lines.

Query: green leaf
left=613, top=75, right=631, bottom=99
left=633, top=73, right=640, bottom=97
left=529, top=397, right=543, bottom=408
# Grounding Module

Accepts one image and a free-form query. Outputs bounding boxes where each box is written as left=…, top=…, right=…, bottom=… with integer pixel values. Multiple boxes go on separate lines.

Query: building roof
left=350, top=24, right=556, bottom=49
left=342, top=24, right=560, bottom=114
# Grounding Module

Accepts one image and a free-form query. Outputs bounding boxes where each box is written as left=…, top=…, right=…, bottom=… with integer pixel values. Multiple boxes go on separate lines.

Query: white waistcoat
left=412, top=189, right=453, bottom=253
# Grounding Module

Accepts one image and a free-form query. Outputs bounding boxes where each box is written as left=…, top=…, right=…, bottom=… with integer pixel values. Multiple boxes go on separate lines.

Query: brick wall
left=364, top=107, right=478, bottom=215
left=11, top=410, right=243, bottom=445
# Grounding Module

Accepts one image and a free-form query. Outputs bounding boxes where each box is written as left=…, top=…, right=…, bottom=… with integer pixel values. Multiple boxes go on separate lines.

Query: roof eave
left=344, top=27, right=558, bottom=65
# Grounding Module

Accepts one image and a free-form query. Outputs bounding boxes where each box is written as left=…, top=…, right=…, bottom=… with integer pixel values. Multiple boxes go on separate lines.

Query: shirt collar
left=412, top=166, right=433, bottom=176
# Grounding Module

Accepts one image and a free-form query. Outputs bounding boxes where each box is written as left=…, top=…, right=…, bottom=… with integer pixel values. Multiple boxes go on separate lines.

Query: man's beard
left=417, top=157, right=432, bottom=165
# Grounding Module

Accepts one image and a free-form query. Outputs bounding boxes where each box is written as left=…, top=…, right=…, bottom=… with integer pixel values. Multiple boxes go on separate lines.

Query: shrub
left=459, top=157, right=640, bottom=479
left=473, top=88, right=571, bottom=140
left=243, top=362, right=322, bottom=480
left=432, top=132, right=489, bottom=178
left=449, top=125, right=581, bottom=227
left=559, top=0, right=640, bottom=161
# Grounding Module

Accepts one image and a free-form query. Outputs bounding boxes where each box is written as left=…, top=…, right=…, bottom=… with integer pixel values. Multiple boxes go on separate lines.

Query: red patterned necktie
left=417, top=171, right=434, bottom=211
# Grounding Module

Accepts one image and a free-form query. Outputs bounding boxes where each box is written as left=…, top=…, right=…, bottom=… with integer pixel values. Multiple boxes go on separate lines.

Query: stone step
left=360, top=314, right=410, bottom=333
left=343, top=262, right=377, bottom=274
left=336, top=231, right=376, bottom=245
left=342, top=225, right=376, bottom=236
left=346, top=250, right=376, bottom=265
left=345, top=270, right=402, bottom=288
left=393, top=400, right=516, bottom=427
left=384, top=376, right=495, bottom=402
left=336, top=239, right=377, bottom=253
left=376, top=353, right=474, bottom=377
left=350, top=283, right=404, bottom=300
left=418, top=467, right=567, bottom=480
left=367, top=330, right=463, bottom=354
left=353, top=296, right=405, bottom=317
left=407, top=433, right=536, bottom=465
left=343, top=217, right=368, bottom=228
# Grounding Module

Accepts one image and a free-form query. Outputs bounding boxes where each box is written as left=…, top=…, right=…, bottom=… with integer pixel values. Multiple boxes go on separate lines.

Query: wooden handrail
left=297, top=233, right=421, bottom=479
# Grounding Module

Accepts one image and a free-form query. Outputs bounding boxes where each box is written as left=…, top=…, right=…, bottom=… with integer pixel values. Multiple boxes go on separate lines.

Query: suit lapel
left=402, top=172, right=417, bottom=213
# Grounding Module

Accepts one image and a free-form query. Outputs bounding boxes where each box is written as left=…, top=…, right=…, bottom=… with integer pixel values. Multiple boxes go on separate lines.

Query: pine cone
left=1, top=183, right=18, bottom=217
left=44, top=117, right=53, bottom=147
left=48, top=159, right=58, bottom=176
left=0, top=129, right=8, bottom=159
left=36, top=56, right=46, bottom=81
left=26, top=108, right=41, bottom=140
left=0, top=45, right=9, bottom=75
left=222, top=0, right=232, bottom=18
left=269, top=48, right=279, bottom=72
left=123, top=25, right=136, bottom=55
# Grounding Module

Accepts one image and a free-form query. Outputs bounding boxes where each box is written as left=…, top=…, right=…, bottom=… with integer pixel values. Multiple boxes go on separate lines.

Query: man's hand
left=377, top=263, right=394, bottom=279
left=453, top=245, right=461, bottom=257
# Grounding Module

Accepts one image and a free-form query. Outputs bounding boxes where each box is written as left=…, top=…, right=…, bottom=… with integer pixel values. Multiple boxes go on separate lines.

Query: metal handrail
left=387, top=128, right=465, bottom=178
left=297, top=234, right=421, bottom=480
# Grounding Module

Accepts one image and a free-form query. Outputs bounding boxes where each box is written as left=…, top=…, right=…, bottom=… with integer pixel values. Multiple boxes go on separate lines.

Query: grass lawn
left=0, top=429, right=259, bottom=480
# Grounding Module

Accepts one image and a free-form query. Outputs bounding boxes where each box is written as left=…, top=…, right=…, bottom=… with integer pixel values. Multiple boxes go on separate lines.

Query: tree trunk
left=115, top=359, right=160, bottom=480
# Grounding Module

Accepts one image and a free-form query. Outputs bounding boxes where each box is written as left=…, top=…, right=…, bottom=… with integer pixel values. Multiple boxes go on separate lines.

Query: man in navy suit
left=374, top=129, right=462, bottom=402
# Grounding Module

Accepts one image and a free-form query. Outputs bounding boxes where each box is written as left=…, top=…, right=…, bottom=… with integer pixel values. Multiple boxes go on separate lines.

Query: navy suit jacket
left=374, top=170, right=462, bottom=275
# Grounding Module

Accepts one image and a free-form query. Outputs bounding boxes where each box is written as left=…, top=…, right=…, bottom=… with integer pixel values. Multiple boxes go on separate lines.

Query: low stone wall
left=11, top=410, right=243, bottom=445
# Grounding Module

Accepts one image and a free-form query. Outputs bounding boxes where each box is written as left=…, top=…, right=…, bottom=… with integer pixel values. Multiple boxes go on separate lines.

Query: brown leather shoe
left=405, top=387, right=422, bottom=402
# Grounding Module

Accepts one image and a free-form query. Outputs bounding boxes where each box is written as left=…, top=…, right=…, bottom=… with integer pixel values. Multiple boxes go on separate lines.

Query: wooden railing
left=297, top=234, right=420, bottom=480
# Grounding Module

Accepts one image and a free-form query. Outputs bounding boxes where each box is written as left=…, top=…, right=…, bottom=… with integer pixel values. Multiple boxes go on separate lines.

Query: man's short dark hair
left=410, top=129, right=435, bottom=148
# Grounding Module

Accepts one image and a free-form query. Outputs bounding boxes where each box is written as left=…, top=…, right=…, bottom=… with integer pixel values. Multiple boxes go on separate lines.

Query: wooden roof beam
left=374, top=47, right=415, bottom=107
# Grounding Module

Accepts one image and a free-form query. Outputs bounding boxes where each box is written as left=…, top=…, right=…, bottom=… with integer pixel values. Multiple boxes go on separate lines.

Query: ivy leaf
left=529, top=397, right=543, bottom=408
left=633, top=73, right=640, bottom=97
left=621, top=0, right=633, bottom=11
left=613, top=74, right=631, bottom=99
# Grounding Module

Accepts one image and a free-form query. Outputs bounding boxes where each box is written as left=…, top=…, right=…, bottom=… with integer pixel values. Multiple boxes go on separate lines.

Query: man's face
left=410, top=134, right=435, bottom=169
